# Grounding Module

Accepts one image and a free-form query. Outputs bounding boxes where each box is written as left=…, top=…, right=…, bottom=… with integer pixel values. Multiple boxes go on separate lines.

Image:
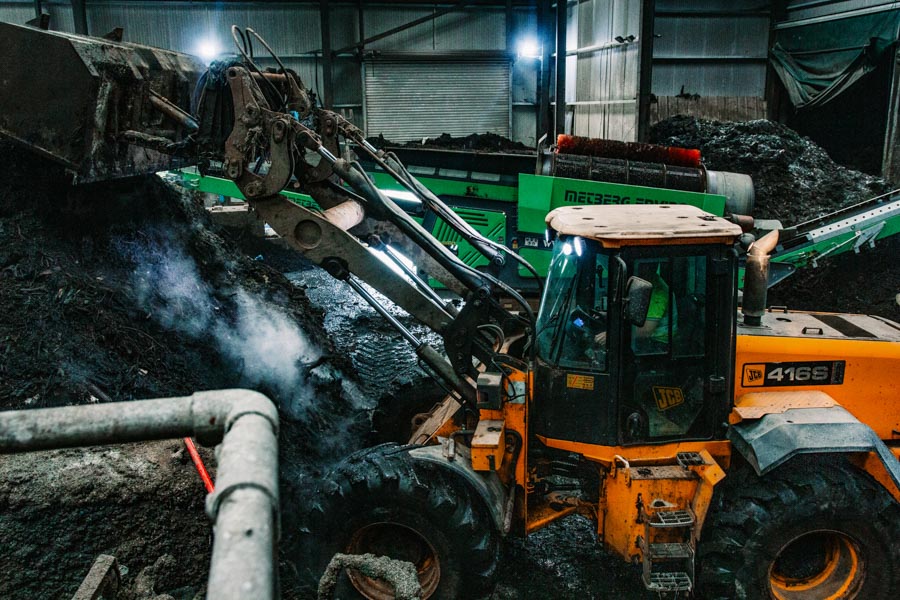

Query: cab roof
left=545, top=204, right=742, bottom=247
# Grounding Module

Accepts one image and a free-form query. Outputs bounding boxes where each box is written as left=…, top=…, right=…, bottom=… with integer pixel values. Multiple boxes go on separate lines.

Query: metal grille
left=364, top=59, right=510, bottom=142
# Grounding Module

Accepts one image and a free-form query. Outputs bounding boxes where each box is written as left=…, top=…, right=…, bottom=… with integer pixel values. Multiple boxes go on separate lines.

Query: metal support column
left=636, top=0, right=656, bottom=141
left=882, top=48, right=900, bottom=182
left=33, top=0, right=42, bottom=19
left=72, top=0, right=87, bottom=35
left=320, top=0, right=334, bottom=109
left=538, top=0, right=553, bottom=141
left=554, top=0, right=567, bottom=137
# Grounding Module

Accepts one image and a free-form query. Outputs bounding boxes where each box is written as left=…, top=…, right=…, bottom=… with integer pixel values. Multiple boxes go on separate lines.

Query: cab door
left=532, top=239, right=621, bottom=446
left=618, top=247, right=735, bottom=444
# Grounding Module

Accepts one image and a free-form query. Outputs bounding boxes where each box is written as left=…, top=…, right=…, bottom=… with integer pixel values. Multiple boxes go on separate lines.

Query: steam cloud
left=116, top=230, right=321, bottom=410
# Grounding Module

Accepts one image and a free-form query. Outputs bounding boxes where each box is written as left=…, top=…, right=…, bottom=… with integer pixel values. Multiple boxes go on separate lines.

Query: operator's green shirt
left=646, top=272, right=672, bottom=345
left=647, top=272, right=669, bottom=321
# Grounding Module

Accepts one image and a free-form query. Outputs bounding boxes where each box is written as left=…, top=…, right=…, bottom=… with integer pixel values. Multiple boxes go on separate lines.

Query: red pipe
left=184, top=437, right=214, bottom=493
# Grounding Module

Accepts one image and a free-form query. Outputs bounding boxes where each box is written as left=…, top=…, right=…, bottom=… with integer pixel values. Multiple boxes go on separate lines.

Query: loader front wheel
left=697, top=456, right=900, bottom=599
left=298, top=443, right=500, bottom=600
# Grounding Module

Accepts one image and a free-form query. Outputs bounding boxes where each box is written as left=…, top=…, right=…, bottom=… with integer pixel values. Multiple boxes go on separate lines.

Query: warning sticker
left=566, top=374, right=595, bottom=390
left=653, top=386, right=685, bottom=411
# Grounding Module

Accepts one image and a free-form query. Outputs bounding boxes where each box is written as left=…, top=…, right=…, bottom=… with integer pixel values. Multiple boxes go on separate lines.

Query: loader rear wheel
left=697, top=456, right=900, bottom=599
left=298, top=443, right=500, bottom=599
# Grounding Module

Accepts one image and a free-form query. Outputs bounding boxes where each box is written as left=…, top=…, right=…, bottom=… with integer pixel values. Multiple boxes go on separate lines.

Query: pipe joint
left=190, top=389, right=279, bottom=445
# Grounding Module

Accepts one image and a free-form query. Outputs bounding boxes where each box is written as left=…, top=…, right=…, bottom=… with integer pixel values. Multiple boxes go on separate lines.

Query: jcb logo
left=653, top=386, right=684, bottom=411
left=742, top=363, right=766, bottom=387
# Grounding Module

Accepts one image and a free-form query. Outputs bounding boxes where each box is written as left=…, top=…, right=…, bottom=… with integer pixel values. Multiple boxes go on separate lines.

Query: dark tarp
left=771, top=10, right=900, bottom=109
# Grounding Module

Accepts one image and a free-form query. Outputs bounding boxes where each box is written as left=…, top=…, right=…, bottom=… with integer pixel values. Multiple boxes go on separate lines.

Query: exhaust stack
left=742, top=229, right=779, bottom=326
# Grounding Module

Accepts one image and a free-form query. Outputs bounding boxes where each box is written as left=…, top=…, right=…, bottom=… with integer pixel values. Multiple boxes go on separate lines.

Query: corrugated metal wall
left=781, top=0, right=899, bottom=24
left=569, top=0, right=643, bottom=141
left=0, top=0, right=74, bottom=31
left=774, top=0, right=900, bottom=177
left=363, top=6, right=506, bottom=51
left=365, top=59, right=510, bottom=141
left=653, top=0, right=769, bottom=98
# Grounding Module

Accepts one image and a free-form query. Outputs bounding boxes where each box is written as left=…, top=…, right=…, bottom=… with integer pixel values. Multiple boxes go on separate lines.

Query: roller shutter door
left=364, top=59, right=510, bottom=142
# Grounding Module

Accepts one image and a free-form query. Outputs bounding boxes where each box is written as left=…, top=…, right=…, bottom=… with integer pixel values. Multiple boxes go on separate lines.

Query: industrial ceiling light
left=516, top=37, right=540, bottom=59
left=196, top=38, right=222, bottom=64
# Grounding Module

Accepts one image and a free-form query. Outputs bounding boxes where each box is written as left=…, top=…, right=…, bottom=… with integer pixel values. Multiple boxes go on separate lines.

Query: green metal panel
left=516, top=173, right=728, bottom=236
left=772, top=213, right=900, bottom=268
left=514, top=174, right=728, bottom=278
left=174, top=169, right=321, bottom=209
left=428, top=207, right=507, bottom=288
left=366, top=171, right=518, bottom=203
left=518, top=248, right=554, bottom=278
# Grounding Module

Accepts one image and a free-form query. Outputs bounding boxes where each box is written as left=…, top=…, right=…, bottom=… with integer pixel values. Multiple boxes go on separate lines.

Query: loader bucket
left=0, top=21, right=204, bottom=183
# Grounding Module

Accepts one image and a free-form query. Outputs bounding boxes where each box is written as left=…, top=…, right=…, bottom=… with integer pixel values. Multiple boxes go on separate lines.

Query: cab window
left=536, top=237, right=610, bottom=371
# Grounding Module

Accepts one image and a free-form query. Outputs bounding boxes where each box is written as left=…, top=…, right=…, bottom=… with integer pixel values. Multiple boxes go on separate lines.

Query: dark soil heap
left=0, top=142, right=368, bottom=599
left=651, top=116, right=899, bottom=319
left=367, top=131, right=532, bottom=154
left=650, top=116, right=891, bottom=224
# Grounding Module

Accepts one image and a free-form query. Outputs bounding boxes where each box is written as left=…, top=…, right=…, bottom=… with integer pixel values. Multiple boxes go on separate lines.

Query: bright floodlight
left=517, top=37, right=540, bottom=58
left=196, top=38, right=221, bottom=63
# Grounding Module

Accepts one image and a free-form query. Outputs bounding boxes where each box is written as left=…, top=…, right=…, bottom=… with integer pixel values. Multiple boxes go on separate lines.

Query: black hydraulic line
left=339, top=124, right=499, bottom=260
left=333, top=152, right=537, bottom=357
left=230, top=26, right=287, bottom=111
left=380, top=243, right=458, bottom=318
left=329, top=157, right=491, bottom=294
left=382, top=151, right=546, bottom=297
left=347, top=131, right=544, bottom=304
left=378, top=151, right=505, bottom=266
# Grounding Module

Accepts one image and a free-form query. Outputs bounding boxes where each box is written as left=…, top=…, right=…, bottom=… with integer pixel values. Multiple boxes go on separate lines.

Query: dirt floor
left=1, top=116, right=899, bottom=599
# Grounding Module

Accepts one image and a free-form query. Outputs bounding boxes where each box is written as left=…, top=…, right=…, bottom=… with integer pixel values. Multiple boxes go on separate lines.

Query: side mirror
left=623, top=276, right=653, bottom=326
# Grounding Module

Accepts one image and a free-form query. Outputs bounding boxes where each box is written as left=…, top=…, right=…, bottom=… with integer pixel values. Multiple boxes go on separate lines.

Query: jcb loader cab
left=534, top=204, right=739, bottom=450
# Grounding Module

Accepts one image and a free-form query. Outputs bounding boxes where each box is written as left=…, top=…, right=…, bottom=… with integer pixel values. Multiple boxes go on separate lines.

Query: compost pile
left=0, top=142, right=369, bottom=599
left=650, top=116, right=891, bottom=224
left=652, top=116, right=900, bottom=319
left=367, top=131, right=532, bottom=153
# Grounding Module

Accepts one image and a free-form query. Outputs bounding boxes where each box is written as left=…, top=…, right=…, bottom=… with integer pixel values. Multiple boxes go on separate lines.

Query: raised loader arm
left=199, top=48, right=533, bottom=404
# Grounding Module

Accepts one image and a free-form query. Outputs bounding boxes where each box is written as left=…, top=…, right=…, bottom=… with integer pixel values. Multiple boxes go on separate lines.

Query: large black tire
left=697, top=455, right=900, bottom=599
left=296, top=443, right=501, bottom=599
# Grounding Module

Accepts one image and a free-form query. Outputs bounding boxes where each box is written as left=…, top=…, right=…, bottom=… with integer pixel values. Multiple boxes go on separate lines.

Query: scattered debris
left=0, top=142, right=368, bottom=599
left=317, top=554, right=421, bottom=600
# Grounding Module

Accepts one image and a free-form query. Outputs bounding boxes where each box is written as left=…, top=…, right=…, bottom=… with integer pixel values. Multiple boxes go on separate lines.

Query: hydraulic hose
left=184, top=436, right=214, bottom=493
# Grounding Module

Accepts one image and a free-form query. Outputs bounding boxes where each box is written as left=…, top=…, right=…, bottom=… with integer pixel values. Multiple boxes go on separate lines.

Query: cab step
left=649, top=509, right=694, bottom=528
left=644, top=571, right=693, bottom=592
left=647, top=542, right=693, bottom=560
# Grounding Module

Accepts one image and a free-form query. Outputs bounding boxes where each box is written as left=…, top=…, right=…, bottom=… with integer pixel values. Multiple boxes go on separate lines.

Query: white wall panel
left=569, top=0, right=643, bottom=141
